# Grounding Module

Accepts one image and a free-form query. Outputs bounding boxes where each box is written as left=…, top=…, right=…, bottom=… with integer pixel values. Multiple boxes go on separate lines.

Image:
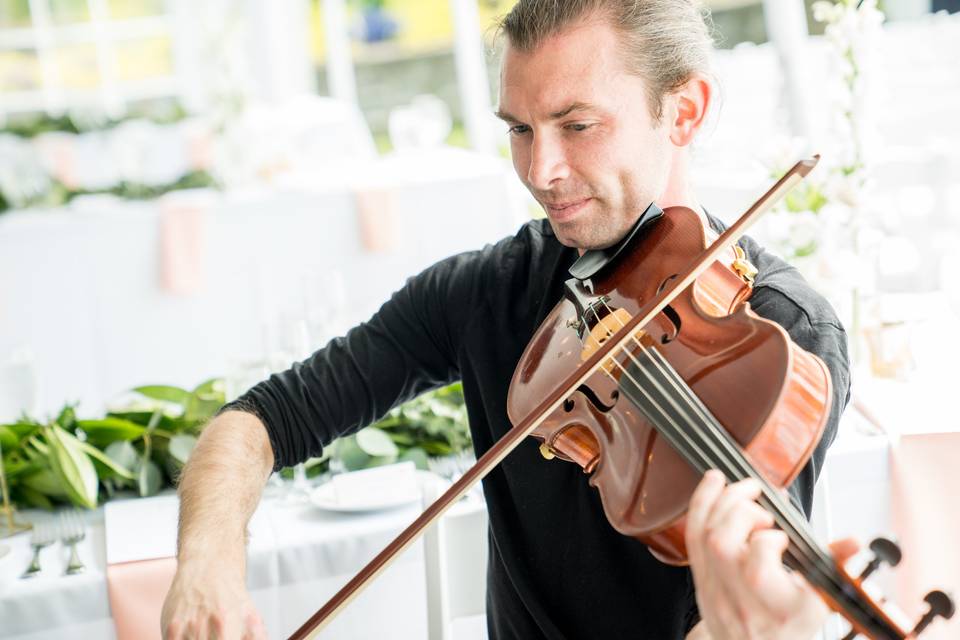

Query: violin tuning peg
left=858, top=537, right=902, bottom=582
left=911, top=590, right=955, bottom=636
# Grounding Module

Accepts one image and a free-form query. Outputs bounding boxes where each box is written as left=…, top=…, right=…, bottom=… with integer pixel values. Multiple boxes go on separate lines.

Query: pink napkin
left=890, top=433, right=960, bottom=639
left=33, top=133, right=79, bottom=190
left=106, top=556, right=177, bottom=640
left=158, top=196, right=209, bottom=295
left=354, top=188, right=400, bottom=252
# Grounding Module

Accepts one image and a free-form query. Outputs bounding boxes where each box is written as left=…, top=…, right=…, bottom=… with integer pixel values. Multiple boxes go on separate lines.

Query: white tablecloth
left=0, top=147, right=527, bottom=420
left=0, top=479, right=487, bottom=640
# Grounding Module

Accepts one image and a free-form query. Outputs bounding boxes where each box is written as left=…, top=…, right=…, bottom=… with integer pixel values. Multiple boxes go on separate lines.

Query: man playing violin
left=162, top=1, right=852, bottom=638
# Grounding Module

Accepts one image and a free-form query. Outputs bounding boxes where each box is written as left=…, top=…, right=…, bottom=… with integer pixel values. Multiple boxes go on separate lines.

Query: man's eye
left=566, top=123, right=591, bottom=132
left=508, top=125, right=530, bottom=136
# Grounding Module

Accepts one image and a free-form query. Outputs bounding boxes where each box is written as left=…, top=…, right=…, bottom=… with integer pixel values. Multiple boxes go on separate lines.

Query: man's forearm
left=175, top=410, right=275, bottom=576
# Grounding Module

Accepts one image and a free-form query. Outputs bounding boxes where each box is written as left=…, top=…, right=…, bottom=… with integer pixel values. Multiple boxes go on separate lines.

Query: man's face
left=498, top=19, right=675, bottom=250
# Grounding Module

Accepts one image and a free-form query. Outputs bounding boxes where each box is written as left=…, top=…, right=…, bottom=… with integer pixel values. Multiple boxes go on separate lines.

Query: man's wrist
left=177, top=537, right=247, bottom=580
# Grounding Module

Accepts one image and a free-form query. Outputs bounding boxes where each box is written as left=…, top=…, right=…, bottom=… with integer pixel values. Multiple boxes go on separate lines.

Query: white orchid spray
left=757, top=0, right=886, bottom=363
left=761, top=0, right=886, bottom=262
left=811, top=0, right=886, bottom=216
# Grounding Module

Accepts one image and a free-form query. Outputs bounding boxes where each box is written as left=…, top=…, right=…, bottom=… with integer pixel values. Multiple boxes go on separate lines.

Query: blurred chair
left=422, top=476, right=489, bottom=640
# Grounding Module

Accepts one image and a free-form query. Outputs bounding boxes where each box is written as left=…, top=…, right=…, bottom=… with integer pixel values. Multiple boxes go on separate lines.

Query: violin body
left=506, top=206, right=832, bottom=564
left=293, top=162, right=953, bottom=640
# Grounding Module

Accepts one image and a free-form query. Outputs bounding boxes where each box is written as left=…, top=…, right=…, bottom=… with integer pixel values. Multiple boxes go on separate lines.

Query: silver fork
left=60, top=510, right=86, bottom=575
left=20, top=520, right=56, bottom=579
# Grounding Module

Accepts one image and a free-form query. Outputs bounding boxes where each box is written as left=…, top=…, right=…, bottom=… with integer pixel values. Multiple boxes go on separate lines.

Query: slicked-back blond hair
left=497, top=0, right=717, bottom=122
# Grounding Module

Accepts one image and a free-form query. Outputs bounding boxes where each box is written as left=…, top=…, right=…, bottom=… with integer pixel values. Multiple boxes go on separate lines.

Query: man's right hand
left=161, top=568, right=267, bottom=640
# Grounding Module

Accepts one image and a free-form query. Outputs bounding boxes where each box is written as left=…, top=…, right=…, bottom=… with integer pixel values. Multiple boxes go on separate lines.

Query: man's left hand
left=684, top=470, right=841, bottom=640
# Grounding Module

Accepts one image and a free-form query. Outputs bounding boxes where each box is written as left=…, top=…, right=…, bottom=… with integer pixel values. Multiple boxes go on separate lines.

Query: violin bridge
left=580, top=308, right=637, bottom=376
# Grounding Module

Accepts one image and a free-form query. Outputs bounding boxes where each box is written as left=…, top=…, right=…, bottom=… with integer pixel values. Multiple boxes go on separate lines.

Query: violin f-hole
left=656, top=275, right=682, bottom=343
left=574, top=384, right=617, bottom=413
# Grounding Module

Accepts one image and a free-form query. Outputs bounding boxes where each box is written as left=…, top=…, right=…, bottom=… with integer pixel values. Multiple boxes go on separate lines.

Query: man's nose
left=526, top=133, right=569, bottom=190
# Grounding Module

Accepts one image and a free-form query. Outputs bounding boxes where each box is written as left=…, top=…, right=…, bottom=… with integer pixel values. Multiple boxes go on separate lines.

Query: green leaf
left=192, top=377, right=224, bottom=396
left=335, top=436, right=371, bottom=472
left=46, top=425, right=99, bottom=508
left=21, top=468, right=67, bottom=498
left=15, top=485, right=54, bottom=510
left=168, top=434, right=197, bottom=465
left=397, top=447, right=429, bottom=470
left=55, top=404, right=78, bottom=431
left=77, top=418, right=146, bottom=447
left=3, top=421, right=41, bottom=439
left=132, top=385, right=192, bottom=407
left=355, top=427, right=399, bottom=457
left=106, top=411, right=177, bottom=429
left=183, top=397, right=224, bottom=424
left=367, top=454, right=399, bottom=468
left=136, top=457, right=163, bottom=497
left=386, top=432, right=415, bottom=445
left=26, top=434, right=49, bottom=456
left=0, top=425, right=17, bottom=450
left=183, top=380, right=225, bottom=424
left=2, top=454, right=43, bottom=481
left=104, top=440, right=139, bottom=471
left=421, top=441, right=453, bottom=456
left=77, top=440, right=135, bottom=480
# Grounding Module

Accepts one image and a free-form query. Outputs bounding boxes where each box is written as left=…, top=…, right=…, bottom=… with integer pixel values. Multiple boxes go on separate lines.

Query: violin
left=288, top=156, right=954, bottom=640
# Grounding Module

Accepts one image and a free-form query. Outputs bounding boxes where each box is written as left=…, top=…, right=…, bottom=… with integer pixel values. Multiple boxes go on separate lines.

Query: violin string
left=582, top=300, right=885, bottom=632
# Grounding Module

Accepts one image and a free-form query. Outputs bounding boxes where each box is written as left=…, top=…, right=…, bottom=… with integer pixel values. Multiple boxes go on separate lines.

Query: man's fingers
left=697, top=477, right=773, bottom=566
left=740, top=529, right=829, bottom=631
left=686, top=469, right=727, bottom=565
left=242, top=613, right=270, bottom=640
left=705, top=499, right=775, bottom=564
left=742, top=529, right=793, bottom=596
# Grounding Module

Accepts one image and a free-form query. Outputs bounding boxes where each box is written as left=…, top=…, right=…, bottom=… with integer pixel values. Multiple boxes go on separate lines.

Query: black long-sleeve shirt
left=223, top=213, right=851, bottom=640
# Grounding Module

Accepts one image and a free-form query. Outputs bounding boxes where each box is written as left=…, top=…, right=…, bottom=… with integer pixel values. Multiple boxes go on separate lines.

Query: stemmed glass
left=272, top=269, right=349, bottom=504
left=0, top=347, right=39, bottom=537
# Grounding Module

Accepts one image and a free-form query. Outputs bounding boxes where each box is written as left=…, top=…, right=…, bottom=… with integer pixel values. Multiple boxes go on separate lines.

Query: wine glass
left=0, top=347, right=39, bottom=423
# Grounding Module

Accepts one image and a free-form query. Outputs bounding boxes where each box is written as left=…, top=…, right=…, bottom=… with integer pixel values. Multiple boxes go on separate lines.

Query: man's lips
left=543, top=198, right=592, bottom=222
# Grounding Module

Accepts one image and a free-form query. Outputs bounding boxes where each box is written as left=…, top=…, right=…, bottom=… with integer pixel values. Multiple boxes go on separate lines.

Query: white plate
left=309, top=482, right=419, bottom=513
left=309, top=470, right=433, bottom=513
left=0, top=544, right=9, bottom=560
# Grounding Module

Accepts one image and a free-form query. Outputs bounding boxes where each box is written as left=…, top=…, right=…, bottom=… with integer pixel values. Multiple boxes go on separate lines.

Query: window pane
left=0, top=0, right=31, bottom=28
left=704, top=0, right=767, bottom=47
left=0, top=48, right=41, bottom=91
left=116, top=36, right=172, bottom=81
left=54, top=44, right=100, bottom=88
left=107, top=0, right=165, bottom=19
left=49, top=0, right=90, bottom=24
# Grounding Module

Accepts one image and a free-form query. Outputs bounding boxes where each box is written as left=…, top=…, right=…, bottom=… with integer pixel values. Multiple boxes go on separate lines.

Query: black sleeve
left=219, top=251, right=486, bottom=471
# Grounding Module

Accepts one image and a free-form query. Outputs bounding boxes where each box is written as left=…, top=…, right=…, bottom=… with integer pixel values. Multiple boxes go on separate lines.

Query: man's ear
left=668, top=74, right=711, bottom=147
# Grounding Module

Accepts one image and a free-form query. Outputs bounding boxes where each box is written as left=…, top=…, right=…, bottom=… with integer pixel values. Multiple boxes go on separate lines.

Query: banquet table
left=0, top=146, right=527, bottom=421
left=0, top=474, right=487, bottom=640
left=0, top=424, right=901, bottom=640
